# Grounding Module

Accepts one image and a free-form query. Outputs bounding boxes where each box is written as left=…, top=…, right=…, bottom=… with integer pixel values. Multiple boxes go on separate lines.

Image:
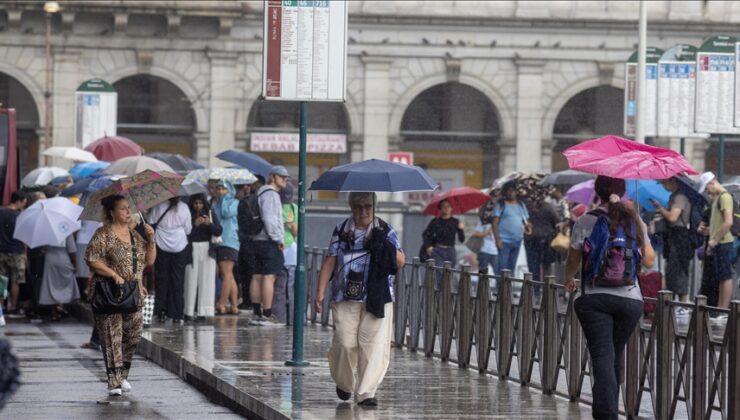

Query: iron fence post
left=476, top=270, right=492, bottom=373
left=624, top=317, right=640, bottom=416
left=320, top=249, right=331, bottom=326
left=567, top=290, right=582, bottom=401
left=542, top=275, right=558, bottom=395
left=691, top=295, right=707, bottom=420
left=519, top=272, right=534, bottom=385
left=497, top=270, right=513, bottom=379
left=439, top=262, right=453, bottom=361
left=423, top=259, right=436, bottom=357
left=655, top=290, right=673, bottom=419
left=728, top=300, right=740, bottom=420
left=408, top=258, right=422, bottom=351
left=392, top=259, right=408, bottom=348
left=457, top=265, right=472, bottom=369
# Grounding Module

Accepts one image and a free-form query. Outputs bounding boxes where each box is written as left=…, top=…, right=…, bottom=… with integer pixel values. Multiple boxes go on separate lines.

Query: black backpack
left=237, top=189, right=275, bottom=238
left=686, top=201, right=705, bottom=249
left=717, top=191, right=740, bottom=237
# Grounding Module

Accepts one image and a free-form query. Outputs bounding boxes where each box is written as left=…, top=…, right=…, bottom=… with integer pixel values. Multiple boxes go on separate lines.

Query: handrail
left=302, top=247, right=739, bottom=419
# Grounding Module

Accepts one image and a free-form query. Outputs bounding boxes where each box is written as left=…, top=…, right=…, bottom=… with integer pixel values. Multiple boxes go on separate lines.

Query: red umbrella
left=85, top=135, right=143, bottom=162
left=423, top=187, right=491, bottom=217
left=563, top=135, right=698, bottom=179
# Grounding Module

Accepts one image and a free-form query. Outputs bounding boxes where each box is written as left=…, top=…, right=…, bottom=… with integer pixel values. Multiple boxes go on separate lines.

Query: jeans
left=477, top=252, right=498, bottom=275
left=497, top=241, right=521, bottom=275
left=574, top=293, right=643, bottom=420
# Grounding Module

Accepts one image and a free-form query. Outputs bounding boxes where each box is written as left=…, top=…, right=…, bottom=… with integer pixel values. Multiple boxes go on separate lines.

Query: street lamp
left=42, top=1, right=60, bottom=165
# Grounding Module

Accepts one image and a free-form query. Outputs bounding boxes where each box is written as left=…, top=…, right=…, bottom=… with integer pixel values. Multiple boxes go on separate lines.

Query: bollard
left=423, top=259, right=437, bottom=357
left=655, top=290, right=673, bottom=420
left=408, top=259, right=422, bottom=351
left=476, top=269, right=492, bottom=372
left=439, top=262, right=454, bottom=361
left=691, top=295, right=708, bottom=419
left=519, top=272, right=534, bottom=385
left=728, top=300, right=740, bottom=420
left=541, top=275, right=558, bottom=395
left=566, top=290, right=582, bottom=401
left=497, top=270, right=513, bottom=379
left=457, top=265, right=472, bottom=369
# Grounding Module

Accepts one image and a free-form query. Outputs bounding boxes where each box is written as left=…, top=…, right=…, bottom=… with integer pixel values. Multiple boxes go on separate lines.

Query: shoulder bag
left=91, top=230, right=140, bottom=314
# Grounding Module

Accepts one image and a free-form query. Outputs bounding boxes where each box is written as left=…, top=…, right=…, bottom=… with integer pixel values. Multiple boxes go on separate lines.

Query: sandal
left=215, top=305, right=227, bottom=315
left=229, top=307, right=240, bottom=315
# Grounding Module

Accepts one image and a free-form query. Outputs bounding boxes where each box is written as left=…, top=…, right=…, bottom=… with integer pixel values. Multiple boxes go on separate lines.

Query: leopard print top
left=85, top=225, right=147, bottom=297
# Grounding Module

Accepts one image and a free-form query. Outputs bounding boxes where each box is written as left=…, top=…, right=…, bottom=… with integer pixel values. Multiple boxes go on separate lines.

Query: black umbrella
left=147, top=152, right=204, bottom=173
left=178, top=180, right=208, bottom=197
left=541, top=169, right=595, bottom=187
left=675, top=174, right=707, bottom=207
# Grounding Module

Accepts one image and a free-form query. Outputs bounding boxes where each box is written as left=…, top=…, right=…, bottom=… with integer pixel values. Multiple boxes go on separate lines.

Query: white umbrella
left=21, top=167, right=69, bottom=187
left=104, top=156, right=175, bottom=176
left=43, top=147, right=98, bottom=163
left=13, top=197, right=82, bottom=248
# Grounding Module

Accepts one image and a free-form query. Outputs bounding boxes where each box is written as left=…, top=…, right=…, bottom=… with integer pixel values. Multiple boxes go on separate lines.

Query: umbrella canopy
left=80, top=170, right=184, bottom=221
left=490, top=171, right=553, bottom=203
left=178, top=179, right=208, bottom=197
left=85, top=135, right=143, bottom=162
left=105, top=156, right=175, bottom=176
left=625, top=180, right=670, bottom=212
left=567, top=179, right=596, bottom=205
left=216, top=150, right=273, bottom=178
left=541, top=169, right=595, bottom=187
left=21, top=167, right=69, bottom=187
left=185, top=167, right=257, bottom=186
left=43, top=147, right=98, bottom=163
left=147, top=152, right=204, bottom=173
left=60, top=177, right=95, bottom=197
left=563, top=135, right=698, bottom=179
left=69, top=161, right=110, bottom=179
left=78, top=174, right=127, bottom=207
left=675, top=175, right=708, bottom=207
left=423, top=187, right=491, bottom=216
left=13, top=197, right=82, bottom=248
left=309, top=159, right=437, bottom=192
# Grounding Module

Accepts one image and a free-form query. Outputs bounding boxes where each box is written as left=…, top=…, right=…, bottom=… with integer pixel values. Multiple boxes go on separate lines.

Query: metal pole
left=680, top=137, right=685, bottom=156
left=286, top=101, right=309, bottom=367
left=635, top=0, right=648, bottom=143
left=43, top=11, right=52, bottom=165
left=719, top=134, right=725, bottom=183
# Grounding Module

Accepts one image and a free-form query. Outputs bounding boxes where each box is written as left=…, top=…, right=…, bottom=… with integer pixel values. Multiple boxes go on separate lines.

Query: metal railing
left=302, top=248, right=740, bottom=420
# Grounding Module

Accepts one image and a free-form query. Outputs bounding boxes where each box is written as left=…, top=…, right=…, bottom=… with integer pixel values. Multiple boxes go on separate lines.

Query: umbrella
left=43, top=147, right=98, bottom=163
left=70, top=161, right=110, bottom=179
left=541, top=169, right=595, bottom=187
left=423, top=187, right=491, bottom=216
left=625, top=180, right=670, bottom=212
left=567, top=179, right=596, bottom=205
left=185, top=167, right=257, bottom=186
left=178, top=179, right=208, bottom=197
left=216, top=150, right=273, bottom=178
left=490, top=171, right=553, bottom=204
left=147, top=152, right=204, bottom=173
left=78, top=174, right=127, bottom=207
left=61, top=177, right=95, bottom=197
left=85, top=135, right=144, bottom=162
left=675, top=175, right=708, bottom=207
left=13, top=197, right=82, bottom=248
left=105, top=155, right=175, bottom=176
left=80, top=170, right=184, bottom=221
left=309, top=159, right=437, bottom=192
left=21, top=167, right=69, bottom=187
left=563, top=135, right=698, bottom=179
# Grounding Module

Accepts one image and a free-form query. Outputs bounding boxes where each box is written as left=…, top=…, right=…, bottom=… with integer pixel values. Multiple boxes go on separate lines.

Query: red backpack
left=638, top=271, right=661, bottom=315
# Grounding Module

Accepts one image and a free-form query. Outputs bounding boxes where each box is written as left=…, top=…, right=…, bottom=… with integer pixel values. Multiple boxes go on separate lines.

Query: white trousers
left=328, top=301, right=393, bottom=401
left=184, top=242, right=216, bottom=317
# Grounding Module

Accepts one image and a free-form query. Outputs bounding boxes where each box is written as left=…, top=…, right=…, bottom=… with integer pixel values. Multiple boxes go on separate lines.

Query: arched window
left=400, top=82, right=500, bottom=189
left=113, top=74, right=196, bottom=157
left=0, top=72, right=39, bottom=175
left=552, top=85, right=624, bottom=171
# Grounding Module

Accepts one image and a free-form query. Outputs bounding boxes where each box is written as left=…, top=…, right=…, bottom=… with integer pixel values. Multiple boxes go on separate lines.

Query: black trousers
left=154, top=246, right=189, bottom=320
left=238, top=243, right=255, bottom=300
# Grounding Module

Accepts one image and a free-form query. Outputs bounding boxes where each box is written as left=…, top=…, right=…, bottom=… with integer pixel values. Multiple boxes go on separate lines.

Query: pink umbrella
left=563, top=135, right=698, bottom=179
left=85, top=135, right=144, bottom=162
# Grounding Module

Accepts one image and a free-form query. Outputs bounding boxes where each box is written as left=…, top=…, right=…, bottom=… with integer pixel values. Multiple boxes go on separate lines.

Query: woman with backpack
left=564, top=176, right=655, bottom=420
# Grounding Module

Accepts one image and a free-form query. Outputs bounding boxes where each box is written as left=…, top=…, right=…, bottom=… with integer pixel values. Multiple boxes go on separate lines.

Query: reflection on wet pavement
left=141, top=317, right=593, bottom=419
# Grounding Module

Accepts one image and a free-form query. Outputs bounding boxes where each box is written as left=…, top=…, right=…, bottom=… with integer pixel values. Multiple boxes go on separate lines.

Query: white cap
left=698, top=171, right=716, bottom=194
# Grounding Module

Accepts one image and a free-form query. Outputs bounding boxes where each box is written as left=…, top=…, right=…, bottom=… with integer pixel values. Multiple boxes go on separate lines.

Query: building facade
left=1, top=1, right=739, bottom=190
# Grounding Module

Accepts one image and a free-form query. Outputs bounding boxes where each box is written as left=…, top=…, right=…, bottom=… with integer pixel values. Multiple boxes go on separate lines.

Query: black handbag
left=91, top=231, right=139, bottom=314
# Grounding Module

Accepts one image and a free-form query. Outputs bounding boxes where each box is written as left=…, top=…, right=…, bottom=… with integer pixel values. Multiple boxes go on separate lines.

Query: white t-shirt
left=149, top=201, right=193, bottom=253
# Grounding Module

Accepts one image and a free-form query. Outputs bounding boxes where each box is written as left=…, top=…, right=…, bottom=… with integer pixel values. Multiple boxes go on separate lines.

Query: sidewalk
left=138, top=315, right=594, bottom=419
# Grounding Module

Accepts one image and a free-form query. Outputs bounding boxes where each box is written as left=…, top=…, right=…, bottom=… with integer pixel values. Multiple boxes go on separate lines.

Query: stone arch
left=0, top=70, right=41, bottom=176
left=0, top=64, right=44, bottom=124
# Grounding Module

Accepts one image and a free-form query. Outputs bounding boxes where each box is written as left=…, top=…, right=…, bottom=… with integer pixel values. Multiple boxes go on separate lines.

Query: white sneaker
left=248, top=317, right=263, bottom=326
left=108, top=387, right=122, bottom=396
left=121, top=379, right=131, bottom=392
left=709, top=313, right=728, bottom=326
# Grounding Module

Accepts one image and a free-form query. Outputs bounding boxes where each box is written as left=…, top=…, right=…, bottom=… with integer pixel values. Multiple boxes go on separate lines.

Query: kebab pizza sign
left=251, top=132, right=346, bottom=153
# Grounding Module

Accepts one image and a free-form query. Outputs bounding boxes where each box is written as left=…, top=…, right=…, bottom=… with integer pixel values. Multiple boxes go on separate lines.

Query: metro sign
left=388, top=152, right=413, bottom=166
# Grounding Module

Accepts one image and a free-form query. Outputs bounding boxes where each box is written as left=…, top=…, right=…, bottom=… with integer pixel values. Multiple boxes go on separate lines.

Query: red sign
left=388, top=152, right=413, bottom=166
left=264, top=1, right=282, bottom=97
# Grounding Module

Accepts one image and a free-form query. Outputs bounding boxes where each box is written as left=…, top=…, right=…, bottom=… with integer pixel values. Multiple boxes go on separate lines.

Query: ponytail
left=594, top=175, right=644, bottom=247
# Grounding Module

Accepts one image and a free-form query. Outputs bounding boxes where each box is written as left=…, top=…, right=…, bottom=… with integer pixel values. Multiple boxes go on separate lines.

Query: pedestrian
left=564, top=176, right=655, bottom=420
left=184, top=194, right=221, bottom=320
left=85, top=194, right=156, bottom=396
left=213, top=180, right=240, bottom=315
left=149, top=197, right=192, bottom=324
left=471, top=213, right=498, bottom=275
left=698, top=172, right=735, bottom=322
left=652, top=177, right=693, bottom=309
left=314, top=192, right=404, bottom=407
left=492, top=182, right=532, bottom=275
left=273, top=183, right=298, bottom=323
left=523, top=199, right=560, bottom=290
left=236, top=175, right=264, bottom=312
left=421, top=199, right=465, bottom=266
left=38, top=233, right=78, bottom=321
left=0, top=191, right=28, bottom=317
left=249, top=166, right=288, bottom=325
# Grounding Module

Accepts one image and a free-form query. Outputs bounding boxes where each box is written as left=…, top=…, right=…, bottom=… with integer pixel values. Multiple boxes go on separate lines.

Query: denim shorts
left=712, top=242, right=736, bottom=282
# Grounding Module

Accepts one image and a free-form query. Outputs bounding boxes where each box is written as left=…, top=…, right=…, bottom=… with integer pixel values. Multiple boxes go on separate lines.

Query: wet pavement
left=0, top=319, right=240, bottom=419
left=138, top=316, right=594, bottom=419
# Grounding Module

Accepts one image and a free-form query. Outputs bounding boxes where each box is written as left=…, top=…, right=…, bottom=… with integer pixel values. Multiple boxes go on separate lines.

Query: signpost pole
left=635, top=0, right=648, bottom=143
left=680, top=137, right=685, bottom=156
left=719, top=134, right=725, bottom=183
left=287, top=100, right=309, bottom=367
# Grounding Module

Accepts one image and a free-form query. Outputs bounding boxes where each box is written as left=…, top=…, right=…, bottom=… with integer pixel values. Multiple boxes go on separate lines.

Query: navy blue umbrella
left=675, top=174, right=708, bottom=207
left=309, top=159, right=438, bottom=192
left=147, top=152, right=204, bottom=173
left=61, top=177, right=94, bottom=197
left=216, top=150, right=273, bottom=178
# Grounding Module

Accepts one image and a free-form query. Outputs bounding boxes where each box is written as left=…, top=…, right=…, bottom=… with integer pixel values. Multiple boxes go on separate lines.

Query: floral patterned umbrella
left=185, top=167, right=257, bottom=186
left=79, top=170, right=184, bottom=221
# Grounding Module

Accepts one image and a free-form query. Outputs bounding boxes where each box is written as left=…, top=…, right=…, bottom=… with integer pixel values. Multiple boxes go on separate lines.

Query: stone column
left=51, top=49, right=81, bottom=167
left=361, top=56, right=392, bottom=161
left=194, top=132, right=210, bottom=167
left=514, top=59, right=546, bottom=173
left=207, top=51, right=238, bottom=167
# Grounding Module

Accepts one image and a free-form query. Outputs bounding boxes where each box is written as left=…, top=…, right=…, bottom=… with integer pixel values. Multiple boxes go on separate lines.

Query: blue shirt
left=475, top=223, right=498, bottom=255
left=493, top=201, right=529, bottom=243
left=327, top=218, right=402, bottom=304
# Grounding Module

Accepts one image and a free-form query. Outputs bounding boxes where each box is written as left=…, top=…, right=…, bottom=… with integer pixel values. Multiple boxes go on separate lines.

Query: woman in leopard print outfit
left=85, top=195, right=156, bottom=396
